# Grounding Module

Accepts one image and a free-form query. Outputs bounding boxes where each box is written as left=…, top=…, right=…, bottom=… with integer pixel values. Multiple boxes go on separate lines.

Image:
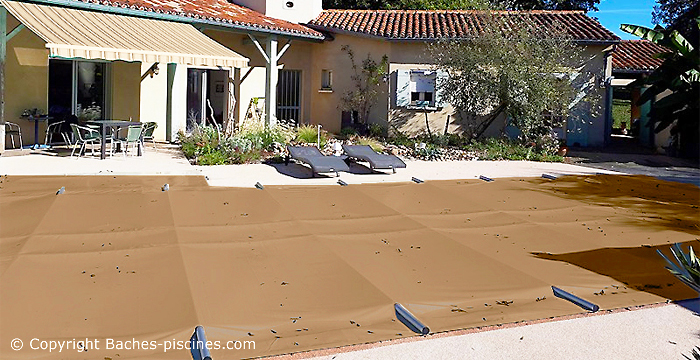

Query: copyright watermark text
left=10, top=337, right=255, bottom=353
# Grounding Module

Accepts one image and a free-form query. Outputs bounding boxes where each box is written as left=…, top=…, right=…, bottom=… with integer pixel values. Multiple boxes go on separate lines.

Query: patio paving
left=0, top=145, right=618, bottom=186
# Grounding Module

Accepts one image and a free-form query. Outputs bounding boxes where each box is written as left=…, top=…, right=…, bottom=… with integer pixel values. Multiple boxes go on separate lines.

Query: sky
left=591, top=0, right=657, bottom=40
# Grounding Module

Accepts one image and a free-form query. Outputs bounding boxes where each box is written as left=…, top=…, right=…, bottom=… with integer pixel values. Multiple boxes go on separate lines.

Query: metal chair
left=44, top=120, right=65, bottom=146
left=70, top=123, right=101, bottom=158
left=141, top=122, right=158, bottom=151
left=5, top=122, right=23, bottom=149
left=116, top=124, right=143, bottom=157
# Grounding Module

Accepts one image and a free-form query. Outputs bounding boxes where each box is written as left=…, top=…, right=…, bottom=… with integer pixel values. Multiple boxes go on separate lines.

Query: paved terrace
left=0, top=146, right=618, bottom=187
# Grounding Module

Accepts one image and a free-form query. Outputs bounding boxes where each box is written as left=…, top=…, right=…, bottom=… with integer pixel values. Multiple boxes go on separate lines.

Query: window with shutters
left=394, top=69, right=447, bottom=110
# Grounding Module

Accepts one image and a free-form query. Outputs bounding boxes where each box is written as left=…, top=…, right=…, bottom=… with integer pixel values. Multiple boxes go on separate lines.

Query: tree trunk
left=424, top=108, right=432, bottom=138
left=474, top=103, right=507, bottom=140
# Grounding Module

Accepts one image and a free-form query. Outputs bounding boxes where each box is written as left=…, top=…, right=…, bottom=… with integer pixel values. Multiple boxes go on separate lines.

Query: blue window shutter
left=395, top=69, right=411, bottom=107
left=435, top=70, right=449, bottom=107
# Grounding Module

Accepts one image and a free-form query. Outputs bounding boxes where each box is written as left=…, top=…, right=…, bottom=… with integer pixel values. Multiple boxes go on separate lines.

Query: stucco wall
left=140, top=62, right=167, bottom=141
left=307, top=34, right=391, bottom=133
left=203, top=30, right=314, bottom=127
left=5, top=13, right=49, bottom=146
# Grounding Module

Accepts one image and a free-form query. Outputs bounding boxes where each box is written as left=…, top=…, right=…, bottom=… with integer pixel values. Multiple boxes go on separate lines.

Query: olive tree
left=429, top=14, right=598, bottom=152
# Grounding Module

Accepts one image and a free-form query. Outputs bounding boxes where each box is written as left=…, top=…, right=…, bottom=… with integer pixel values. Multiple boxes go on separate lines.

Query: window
left=321, top=69, right=332, bottom=90
left=395, top=69, right=446, bottom=109
left=409, top=70, right=436, bottom=107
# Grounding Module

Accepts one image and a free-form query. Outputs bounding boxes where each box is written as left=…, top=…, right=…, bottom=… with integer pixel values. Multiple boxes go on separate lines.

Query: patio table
left=21, top=114, right=51, bottom=150
left=88, top=120, right=143, bottom=160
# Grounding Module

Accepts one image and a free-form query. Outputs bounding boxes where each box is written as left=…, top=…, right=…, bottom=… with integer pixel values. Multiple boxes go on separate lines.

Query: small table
left=88, top=120, right=143, bottom=160
left=21, top=114, right=51, bottom=150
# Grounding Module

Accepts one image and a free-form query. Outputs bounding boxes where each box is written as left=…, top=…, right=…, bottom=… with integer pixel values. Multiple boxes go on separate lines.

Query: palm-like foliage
left=620, top=19, right=699, bottom=157
left=657, top=243, right=700, bottom=293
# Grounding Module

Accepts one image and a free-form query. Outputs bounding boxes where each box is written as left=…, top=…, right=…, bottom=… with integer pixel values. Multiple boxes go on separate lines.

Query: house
left=306, top=10, right=619, bottom=147
left=1, top=0, right=620, bottom=152
left=610, top=39, right=671, bottom=151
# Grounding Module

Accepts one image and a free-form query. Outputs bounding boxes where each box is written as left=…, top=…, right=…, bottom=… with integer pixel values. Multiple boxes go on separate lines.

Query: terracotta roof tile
left=59, top=0, right=324, bottom=39
left=612, top=40, right=669, bottom=73
left=309, top=9, right=619, bottom=42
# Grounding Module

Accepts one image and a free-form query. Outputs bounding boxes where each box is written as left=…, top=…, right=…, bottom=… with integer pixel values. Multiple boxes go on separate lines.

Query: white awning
left=2, top=0, right=249, bottom=68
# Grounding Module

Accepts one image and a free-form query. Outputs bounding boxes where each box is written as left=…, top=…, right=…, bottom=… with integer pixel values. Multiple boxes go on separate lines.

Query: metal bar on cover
left=394, top=303, right=430, bottom=335
left=190, top=326, right=212, bottom=360
left=551, top=286, right=599, bottom=312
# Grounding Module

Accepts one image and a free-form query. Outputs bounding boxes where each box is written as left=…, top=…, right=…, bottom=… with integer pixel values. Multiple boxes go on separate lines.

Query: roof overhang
left=307, top=25, right=620, bottom=45
left=2, top=0, right=249, bottom=67
left=17, top=0, right=325, bottom=41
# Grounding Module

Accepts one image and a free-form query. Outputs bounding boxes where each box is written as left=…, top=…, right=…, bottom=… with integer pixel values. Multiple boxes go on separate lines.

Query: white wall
left=230, top=0, right=322, bottom=23
left=170, top=65, right=188, bottom=140
left=235, top=67, right=267, bottom=125
left=140, top=62, right=167, bottom=141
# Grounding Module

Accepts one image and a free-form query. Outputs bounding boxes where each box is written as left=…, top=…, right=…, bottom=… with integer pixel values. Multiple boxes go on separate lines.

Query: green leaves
left=620, top=24, right=666, bottom=43
left=621, top=17, right=699, bottom=156
left=430, top=14, right=589, bottom=150
left=657, top=243, right=700, bottom=293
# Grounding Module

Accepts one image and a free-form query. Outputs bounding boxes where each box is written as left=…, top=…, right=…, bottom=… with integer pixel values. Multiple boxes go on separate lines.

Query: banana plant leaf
left=620, top=24, right=666, bottom=43
left=669, top=30, right=699, bottom=63
left=654, top=89, right=695, bottom=110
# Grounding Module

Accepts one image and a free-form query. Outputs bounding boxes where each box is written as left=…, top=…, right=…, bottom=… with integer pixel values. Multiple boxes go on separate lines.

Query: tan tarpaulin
left=1, top=174, right=698, bottom=359
left=1, top=0, right=249, bottom=67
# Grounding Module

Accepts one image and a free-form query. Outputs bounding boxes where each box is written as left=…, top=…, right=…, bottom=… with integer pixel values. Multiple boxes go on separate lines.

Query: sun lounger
left=342, top=145, right=406, bottom=173
left=286, top=145, right=349, bottom=177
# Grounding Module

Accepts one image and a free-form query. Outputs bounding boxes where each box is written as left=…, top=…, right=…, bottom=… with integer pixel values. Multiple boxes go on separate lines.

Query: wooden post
left=264, top=36, right=278, bottom=127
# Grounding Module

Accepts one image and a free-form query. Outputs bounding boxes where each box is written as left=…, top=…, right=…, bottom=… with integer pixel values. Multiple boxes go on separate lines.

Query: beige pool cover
left=0, top=175, right=697, bottom=359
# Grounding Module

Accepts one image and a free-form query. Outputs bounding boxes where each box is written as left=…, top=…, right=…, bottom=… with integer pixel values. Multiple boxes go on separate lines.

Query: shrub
left=352, top=135, right=384, bottom=153
left=197, top=150, right=229, bottom=165
left=388, top=128, right=414, bottom=147
left=469, top=138, right=563, bottom=162
left=339, top=127, right=359, bottom=139
left=296, top=124, right=328, bottom=148
left=368, top=123, right=387, bottom=138
left=238, top=120, right=295, bottom=150
left=178, top=123, right=292, bottom=165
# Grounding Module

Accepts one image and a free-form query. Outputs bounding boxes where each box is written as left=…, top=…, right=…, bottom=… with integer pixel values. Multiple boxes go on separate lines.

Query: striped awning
left=1, top=0, right=249, bottom=67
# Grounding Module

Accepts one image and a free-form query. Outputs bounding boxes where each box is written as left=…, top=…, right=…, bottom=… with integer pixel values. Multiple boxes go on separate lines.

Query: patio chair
left=115, top=124, right=143, bottom=157
left=44, top=120, right=65, bottom=146
left=141, top=122, right=158, bottom=151
left=342, top=144, right=406, bottom=173
left=286, top=145, right=349, bottom=177
left=70, top=123, right=101, bottom=158
left=5, top=122, right=22, bottom=149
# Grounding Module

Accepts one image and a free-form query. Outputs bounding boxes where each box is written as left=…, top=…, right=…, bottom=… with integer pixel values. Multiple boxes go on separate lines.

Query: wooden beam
left=6, top=23, right=23, bottom=41
left=276, top=39, right=291, bottom=62
left=247, top=34, right=269, bottom=64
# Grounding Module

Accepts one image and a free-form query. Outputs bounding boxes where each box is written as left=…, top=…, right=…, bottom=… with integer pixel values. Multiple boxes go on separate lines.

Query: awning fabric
left=1, top=0, right=249, bottom=67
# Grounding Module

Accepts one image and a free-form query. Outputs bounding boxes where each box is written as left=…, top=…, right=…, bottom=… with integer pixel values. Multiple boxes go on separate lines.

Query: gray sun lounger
left=342, top=144, right=406, bottom=173
left=286, top=145, right=349, bottom=177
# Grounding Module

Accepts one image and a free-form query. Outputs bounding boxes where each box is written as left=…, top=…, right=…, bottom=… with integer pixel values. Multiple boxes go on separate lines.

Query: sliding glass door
left=48, top=59, right=108, bottom=122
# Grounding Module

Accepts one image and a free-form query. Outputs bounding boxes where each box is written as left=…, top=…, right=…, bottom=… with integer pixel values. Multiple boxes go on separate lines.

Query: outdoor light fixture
left=141, top=62, right=160, bottom=80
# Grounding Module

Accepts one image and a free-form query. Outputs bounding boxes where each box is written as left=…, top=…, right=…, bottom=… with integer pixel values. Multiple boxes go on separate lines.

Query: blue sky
left=591, top=0, right=656, bottom=40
